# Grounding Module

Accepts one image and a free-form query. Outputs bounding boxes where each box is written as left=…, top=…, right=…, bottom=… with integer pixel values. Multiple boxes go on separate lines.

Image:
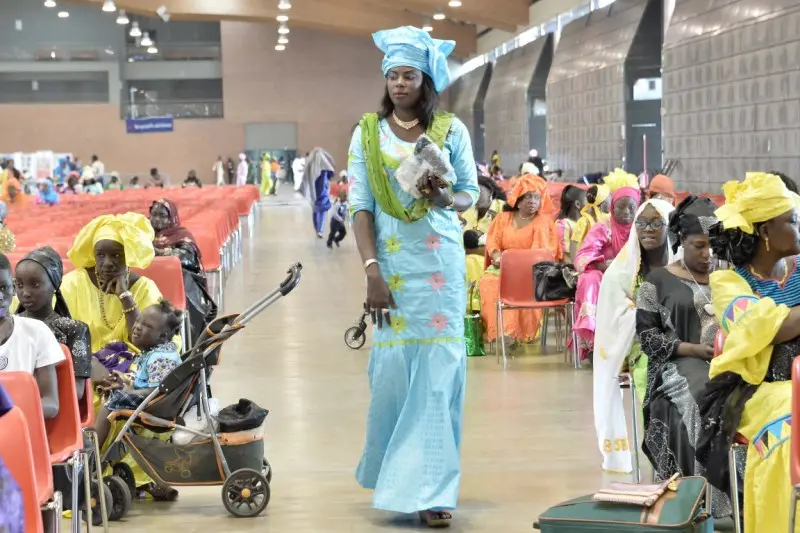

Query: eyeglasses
left=634, top=219, right=665, bottom=230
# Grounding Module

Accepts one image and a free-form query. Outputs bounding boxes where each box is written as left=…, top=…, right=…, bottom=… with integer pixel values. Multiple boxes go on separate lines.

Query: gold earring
left=765, top=236, right=770, bottom=252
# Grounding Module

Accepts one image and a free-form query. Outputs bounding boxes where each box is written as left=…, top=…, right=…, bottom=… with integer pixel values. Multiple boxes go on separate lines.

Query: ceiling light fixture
left=422, top=20, right=433, bottom=31
left=44, top=0, right=56, bottom=7
left=448, top=0, right=462, bottom=6
left=116, top=9, right=128, bottom=24
left=278, top=35, right=289, bottom=44
left=140, top=32, right=153, bottom=47
left=276, top=14, right=289, bottom=22
left=433, top=12, right=446, bottom=20
left=278, top=24, right=290, bottom=34
left=275, top=44, right=286, bottom=51
left=57, top=10, right=69, bottom=18
left=278, top=0, right=291, bottom=9
left=147, top=45, right=158, bottom=54
left=102, top=0, right=116, bottom=12
left=129, top=21, right=141, bottom=37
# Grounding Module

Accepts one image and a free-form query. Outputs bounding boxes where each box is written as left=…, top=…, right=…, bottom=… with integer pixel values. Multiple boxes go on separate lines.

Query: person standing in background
left=225, top=157, right=235, bottom=185
left=90, top=155, right=105, bottom=181
left=235, top=154, right=248, bottom=187
left=292, top=152, right=307, bottom=192
left=326, top=189, right=348, bottom=249
left=213, top=156, right=225, bottom=186
left=303, top=147, right=335, bottom=237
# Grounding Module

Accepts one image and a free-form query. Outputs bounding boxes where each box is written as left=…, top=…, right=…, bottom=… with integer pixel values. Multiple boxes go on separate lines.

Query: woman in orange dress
left=479, top=174, right=562, bottom=344
left=1, top=170, right=30, bottom=210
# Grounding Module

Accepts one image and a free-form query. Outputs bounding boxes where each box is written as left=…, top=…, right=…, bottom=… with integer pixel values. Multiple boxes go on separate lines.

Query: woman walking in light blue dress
left=348, top=26, right=479, bottom=528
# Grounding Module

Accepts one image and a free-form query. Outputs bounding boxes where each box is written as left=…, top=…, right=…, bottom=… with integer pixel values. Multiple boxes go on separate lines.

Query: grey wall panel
left=450, top=63, right=492, bottom=160
left=244, top=123, right=298, bottom=150
left=663, top=0, right=800, bottom=193
left=484, top=35, right=552, bottom=175
left=547, top=0, right=649, bottom=177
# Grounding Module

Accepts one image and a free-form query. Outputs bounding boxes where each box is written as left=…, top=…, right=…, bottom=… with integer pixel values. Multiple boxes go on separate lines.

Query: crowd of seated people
left=460, top=164, right=800, bottom=531
left=0, top=194, right=226, bottom=528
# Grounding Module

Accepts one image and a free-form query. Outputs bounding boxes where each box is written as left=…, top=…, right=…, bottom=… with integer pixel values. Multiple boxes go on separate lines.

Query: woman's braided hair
left=709, top=222, right=760, bottom=267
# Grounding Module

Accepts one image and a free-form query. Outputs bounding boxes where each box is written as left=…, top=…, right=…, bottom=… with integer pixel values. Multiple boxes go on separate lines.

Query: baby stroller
left=344, top=303, right=369, bottom=349
left=100, top=263, right=302, bottom=518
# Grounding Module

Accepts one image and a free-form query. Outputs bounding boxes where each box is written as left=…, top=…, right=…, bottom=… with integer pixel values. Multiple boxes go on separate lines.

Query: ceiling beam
left=364, top=0, right=527, bottom=32
left=73, top=0, right=476, bottom=56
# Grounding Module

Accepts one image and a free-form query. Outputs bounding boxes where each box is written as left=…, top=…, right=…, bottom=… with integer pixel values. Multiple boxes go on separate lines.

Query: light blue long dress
left=348, top=116, right=479, bottom=513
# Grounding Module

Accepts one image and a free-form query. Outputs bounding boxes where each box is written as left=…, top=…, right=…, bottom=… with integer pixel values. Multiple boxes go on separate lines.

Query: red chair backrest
left=133, top=255, right=186, bottom=311
left=714, top=329, right=726, bottom=358
left=0, top=405, right=44, bottom=533
left=792, top=357, right=800, bottom=485
left=499, top=248, right=556, bottom=306
left=45, top=346, right=83, bottom=463
left=0, top=372, right=54, bottom=505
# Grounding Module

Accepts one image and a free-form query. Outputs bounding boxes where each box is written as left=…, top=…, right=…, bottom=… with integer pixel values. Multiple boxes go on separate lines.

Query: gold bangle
left=122, top=305, right=136, bottom=314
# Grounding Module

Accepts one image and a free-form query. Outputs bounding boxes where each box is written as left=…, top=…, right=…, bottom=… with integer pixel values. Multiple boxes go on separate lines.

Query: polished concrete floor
left=112, top=192, right=651, bottom=532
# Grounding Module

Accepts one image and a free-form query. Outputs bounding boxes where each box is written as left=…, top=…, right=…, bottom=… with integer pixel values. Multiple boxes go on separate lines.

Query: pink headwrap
left=610, top=187, right=640, bottom=255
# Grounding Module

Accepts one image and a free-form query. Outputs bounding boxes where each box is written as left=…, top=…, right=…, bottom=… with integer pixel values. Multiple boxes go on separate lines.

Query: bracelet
left=364, top=258, right=379, bottom=271
left=119, top=291, right=133, bottom=300
left=443, top=193, right=455, bottom=210
left=122, top=305, right=137, bottom=314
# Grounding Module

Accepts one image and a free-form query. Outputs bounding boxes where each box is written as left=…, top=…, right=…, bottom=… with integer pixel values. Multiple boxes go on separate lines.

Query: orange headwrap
left=649, top=174, right=675, bottom=201
left=507, top=174, right=553, bottom=214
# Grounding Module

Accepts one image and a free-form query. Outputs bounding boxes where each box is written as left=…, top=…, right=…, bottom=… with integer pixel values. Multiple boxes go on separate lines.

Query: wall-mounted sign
left=126, top=116, right=173, bottom=134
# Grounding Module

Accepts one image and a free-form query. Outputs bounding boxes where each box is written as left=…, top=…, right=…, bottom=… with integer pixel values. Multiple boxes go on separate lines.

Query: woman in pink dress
left=572, top=171, right=640, bottom=362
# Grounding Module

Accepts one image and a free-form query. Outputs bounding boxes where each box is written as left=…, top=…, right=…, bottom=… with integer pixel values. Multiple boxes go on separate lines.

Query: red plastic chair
left=496, top=249, right=572, bottom=365
left=0, top=405, right=45, bottom=533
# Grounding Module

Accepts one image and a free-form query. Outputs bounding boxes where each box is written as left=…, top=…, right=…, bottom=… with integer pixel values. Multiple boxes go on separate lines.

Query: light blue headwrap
left=372, top=26, right=455, bottom=93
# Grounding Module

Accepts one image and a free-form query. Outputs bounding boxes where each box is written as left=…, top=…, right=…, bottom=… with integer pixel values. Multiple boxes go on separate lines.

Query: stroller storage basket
left=123, top=432, right=264, bottom=486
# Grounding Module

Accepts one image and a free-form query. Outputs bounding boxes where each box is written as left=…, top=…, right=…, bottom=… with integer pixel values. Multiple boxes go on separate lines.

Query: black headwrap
left=16, top=246, right=71, bottom=318
left=667, top=195, right=719, bottom=253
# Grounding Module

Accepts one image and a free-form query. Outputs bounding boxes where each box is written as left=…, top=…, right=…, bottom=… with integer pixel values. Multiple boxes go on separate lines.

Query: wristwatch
left=118, top=290, right=133, bottom=300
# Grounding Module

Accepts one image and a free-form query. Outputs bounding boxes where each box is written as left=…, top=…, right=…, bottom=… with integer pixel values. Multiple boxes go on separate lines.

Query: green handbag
left=464, top=282, right=484, bottom=357
left=534, top=476, right=713, bottom=533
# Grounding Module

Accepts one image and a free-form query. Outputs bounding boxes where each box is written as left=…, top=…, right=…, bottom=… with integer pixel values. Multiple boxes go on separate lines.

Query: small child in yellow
left=464, top=230, right=483, bottom=311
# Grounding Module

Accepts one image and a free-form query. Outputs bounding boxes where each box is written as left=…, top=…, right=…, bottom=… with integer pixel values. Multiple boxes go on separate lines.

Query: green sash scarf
left=360, top=110, right=454, bottom=223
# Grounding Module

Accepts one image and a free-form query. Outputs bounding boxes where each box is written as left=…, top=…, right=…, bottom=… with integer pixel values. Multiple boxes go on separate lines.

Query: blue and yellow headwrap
left=372, top=26, right=455, bottom=93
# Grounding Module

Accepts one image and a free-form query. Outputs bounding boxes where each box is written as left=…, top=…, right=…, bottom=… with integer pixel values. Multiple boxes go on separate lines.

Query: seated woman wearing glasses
left=636, top=197, right=730, bottom=516
left=592, top=198, right=673, bottom=475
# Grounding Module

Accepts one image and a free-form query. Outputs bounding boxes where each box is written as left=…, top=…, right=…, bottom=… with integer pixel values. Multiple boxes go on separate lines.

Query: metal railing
left=123, top=100, right=223, bottom=119
left=0, top=44, right=119, bottom=62
left=126, top=43, right=221, bottom=62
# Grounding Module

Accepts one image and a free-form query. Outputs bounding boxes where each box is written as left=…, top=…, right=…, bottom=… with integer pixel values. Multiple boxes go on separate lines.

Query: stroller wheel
left=82, top=481, right=112, bottom=526
left=113, top=463, right=137, bottom=496
left=104, top=475, right=132, bottom=521
left=344, top=326, right=366, bottom=349
left=262, top=458, right=273, bottom=483
left=222, top=468, right=271, bottom=518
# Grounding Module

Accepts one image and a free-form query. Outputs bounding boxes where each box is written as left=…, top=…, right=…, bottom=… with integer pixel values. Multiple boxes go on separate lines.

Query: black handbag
left=533, top=262, right=577, bottom=301
left=216, top=399, right=269, bottom=433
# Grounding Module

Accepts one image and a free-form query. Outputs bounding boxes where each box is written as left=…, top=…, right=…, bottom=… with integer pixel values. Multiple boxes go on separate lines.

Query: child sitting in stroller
left=95, top=301, right=183, bottom=447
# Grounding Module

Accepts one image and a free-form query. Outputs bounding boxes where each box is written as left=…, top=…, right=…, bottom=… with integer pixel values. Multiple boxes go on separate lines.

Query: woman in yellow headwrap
left=61, top=213, right=163, bottom=353
left=569, top=183, right=610, bottom=259
left=479, top=174, right=561, bottom=345
left=60, top=213, right=178, bottom=501
left=698, top=172, right=800, bottom=533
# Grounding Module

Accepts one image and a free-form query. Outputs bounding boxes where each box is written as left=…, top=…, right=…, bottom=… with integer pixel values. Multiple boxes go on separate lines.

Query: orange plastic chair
left=0, top=372, right=55, bottom=505
left=790, top=357, right=800, bottom=531
left=0, top=404, right=45, bottom=533
left=134, top=255, right=189, bottom=347
left=496, top=248, right=572, bottom=366
left=46, top=347, right=96, bottom=530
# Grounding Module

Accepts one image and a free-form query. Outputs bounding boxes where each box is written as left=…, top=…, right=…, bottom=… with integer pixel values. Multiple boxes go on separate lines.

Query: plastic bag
left=216, top=399, right=269, bottom=433
left=394, top=134, right=452, bottom=199
left=172, top=397, right=220, bottom=445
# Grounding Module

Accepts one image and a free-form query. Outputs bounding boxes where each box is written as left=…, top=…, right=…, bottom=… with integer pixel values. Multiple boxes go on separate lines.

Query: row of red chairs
left=0, top=347, right=100, bottom=532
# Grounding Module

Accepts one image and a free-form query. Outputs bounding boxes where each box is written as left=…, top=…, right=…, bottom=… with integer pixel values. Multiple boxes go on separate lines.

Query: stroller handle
left=279, top=262, right=303, bottom=296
